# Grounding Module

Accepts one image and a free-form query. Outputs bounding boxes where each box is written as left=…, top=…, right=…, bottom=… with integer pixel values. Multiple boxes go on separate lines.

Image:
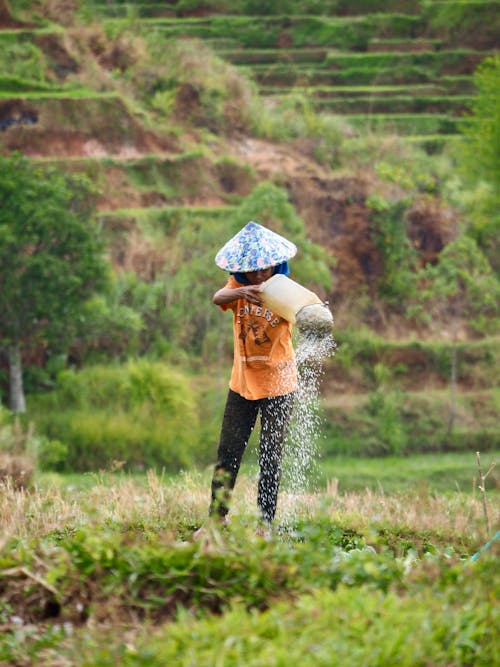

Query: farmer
left=208, top=221, right=298, bottom=527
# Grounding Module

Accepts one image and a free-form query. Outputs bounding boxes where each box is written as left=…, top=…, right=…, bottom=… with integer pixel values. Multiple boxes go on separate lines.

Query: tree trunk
left=7, top=345, right=26, bottom=413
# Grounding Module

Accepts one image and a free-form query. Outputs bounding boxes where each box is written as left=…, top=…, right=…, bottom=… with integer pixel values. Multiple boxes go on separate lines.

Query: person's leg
left=210, top=389, right=260, bottom=518
left=257, top=392, right=295, bottom=523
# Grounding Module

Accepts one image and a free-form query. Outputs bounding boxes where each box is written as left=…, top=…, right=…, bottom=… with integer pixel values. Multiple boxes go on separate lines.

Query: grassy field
left=36, top=450, right=500, bottom=495
left=316, top=450, right=499, bottom=494
left=1, top=453, right=498, bottom=665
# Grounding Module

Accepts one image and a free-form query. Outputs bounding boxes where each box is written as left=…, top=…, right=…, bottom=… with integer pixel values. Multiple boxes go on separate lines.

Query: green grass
left=0, top=75, right=60, bottom=93
left=247, top=63, right=473, bottom=86
left=98, top=204, right=235, bottom=219
left=36, top=450, right=499, bottom=496
left=75, top=582, right=498, bottom=666
left=91, top=0, right=454, bottom=17
left=316, top=450, right=499, bottom=494
left=220, top=47, right=329, bottom=64
left=0, top=90, right=119, bottom=100
left=261, top=83, right=450, bottom=95
left=134, top=13, right=425, bottom=51
left=368, top=37, right=442, bottom=49
left=402, top=133, right=464, bottom=154
left=0, top=28, right=63, bottom=41
left=218, top=47, right=490, bottom=68
left=1, top=454, right=498, bottom=665
left=310, top=93, right=474, bottom=114
left=91, top=0, right=423, bottom=17
left=0, top=87, right=102, bottom=98
left=343, top=112, right=465, bottom=134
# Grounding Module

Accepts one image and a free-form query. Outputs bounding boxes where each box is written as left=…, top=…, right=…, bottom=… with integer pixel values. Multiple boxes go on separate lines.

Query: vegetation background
left=0, top=0, right=498, bottom=664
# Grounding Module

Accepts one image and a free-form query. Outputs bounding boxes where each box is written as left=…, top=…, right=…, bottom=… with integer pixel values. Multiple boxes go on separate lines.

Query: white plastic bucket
left=260, top=274, right=322, bottom=324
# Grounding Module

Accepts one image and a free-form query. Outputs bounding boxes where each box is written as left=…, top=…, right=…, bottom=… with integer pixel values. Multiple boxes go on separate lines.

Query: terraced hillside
left=88, top=0, right=499, bottom=146
left=1, top=0, right=499, bottom=457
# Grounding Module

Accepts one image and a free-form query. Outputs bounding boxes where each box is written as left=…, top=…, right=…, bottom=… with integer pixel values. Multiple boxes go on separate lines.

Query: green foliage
left=0, top=153, right=109, bottom=353
left=424, top=0, right=500, bottom=49
left=456, top=55, right=500, bottom=273
left=323, top=386, right=500, bottom=459
left=124, top=35, right=259, bottom=132
left=0, top=504, right=497, bottom=665
left=366, top=365, right=408, bottom=456
left=366, top=196, right=417, bottom=306
left=72, top=292, right=144, bottom=361
left=107, top=568, right=496, bottom=666
left=0, top=41, right=47, bottom=82
left=333, top=328, right=499, bottom=390
left=28, top=361, right=204, bottom=471
left=460, top=55, right=500, bottom=190
left=242, top=0, right=295, bottom=14
left=0, top=74, right=56, bottom=92
left=412, top=234, right=500, bottom=334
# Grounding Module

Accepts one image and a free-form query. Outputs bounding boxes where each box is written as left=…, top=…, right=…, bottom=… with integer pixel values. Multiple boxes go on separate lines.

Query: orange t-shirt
left=220, top=276, right=298, bottom=400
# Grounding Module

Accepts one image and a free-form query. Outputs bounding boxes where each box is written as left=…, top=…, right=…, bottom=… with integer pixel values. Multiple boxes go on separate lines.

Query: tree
left=0, top=153, right=108, bottom=412
left=460, top=55, right=500, bottom=188
left=457, top=55, right=500, bottom=273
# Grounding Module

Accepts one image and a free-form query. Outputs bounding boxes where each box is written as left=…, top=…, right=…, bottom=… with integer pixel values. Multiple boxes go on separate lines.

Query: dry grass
left=1, top=470, right=496, bottom=549
left=0, top=453, right=35, bottom=491
left=290, top=484, right=496, bottom=540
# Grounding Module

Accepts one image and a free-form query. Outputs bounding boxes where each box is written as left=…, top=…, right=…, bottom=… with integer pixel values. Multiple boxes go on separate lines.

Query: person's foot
left=255, top=523, right=272, bottom=539
left=193, top=516, right=228, bottom=540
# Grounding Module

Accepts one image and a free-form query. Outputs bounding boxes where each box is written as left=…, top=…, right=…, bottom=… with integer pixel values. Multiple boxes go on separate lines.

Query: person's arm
left=213, top=285, right=264, bottom=306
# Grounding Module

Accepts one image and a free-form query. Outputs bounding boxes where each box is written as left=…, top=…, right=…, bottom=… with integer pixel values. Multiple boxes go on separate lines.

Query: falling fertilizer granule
left=258, top=275, right=336, bottom=519
left=282, top=303, right=336, bottom=500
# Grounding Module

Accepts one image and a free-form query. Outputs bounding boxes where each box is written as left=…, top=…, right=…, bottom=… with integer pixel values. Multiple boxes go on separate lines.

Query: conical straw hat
left=215, top=221, right=297, bottom=272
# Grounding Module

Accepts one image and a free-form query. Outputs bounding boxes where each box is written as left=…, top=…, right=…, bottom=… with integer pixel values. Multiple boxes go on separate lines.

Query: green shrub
left=115, top=568, right=497, bottom=667
left=366, top=196, right=417, bottom=306
left=323, top=385, right=500, bottom=458
left=455, top=55, right=500, bottom=275
left=75, top=294, right=145, bottom=361
left=28, top=361, right=205, bottom=472
left=0, top=42, right=47, bottom=82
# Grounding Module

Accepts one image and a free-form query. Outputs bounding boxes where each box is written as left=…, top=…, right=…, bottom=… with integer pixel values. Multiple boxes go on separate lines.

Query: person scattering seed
left=204, top=221, right=298, bottom=529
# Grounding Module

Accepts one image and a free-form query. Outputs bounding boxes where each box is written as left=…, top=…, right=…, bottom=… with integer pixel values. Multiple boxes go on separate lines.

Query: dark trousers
left=210, top=389, right=295, bottom=523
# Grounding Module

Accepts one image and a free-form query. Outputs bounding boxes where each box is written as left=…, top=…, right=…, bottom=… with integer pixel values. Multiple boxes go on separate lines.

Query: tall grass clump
left=28, top=360, right=206, bottom=472
left=114, top=34, right=259, bottom=134
left=0, top=405, right=36, bottom=489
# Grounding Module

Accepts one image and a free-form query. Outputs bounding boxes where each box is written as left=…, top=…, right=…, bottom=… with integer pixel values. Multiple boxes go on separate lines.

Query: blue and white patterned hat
left=215, top=221, right=297, bottom=272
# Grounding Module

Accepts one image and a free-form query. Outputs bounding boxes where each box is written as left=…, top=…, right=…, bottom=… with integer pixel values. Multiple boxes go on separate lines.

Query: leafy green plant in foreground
left=82, top=569, right=497, bottom=667
left=0, top=462, right=498, bottom=665
left=0, top=517, right=497, bottom=666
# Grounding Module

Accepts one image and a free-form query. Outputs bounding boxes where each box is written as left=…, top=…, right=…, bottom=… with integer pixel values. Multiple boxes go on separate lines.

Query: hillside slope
left=1, top=0, right=498, bottom=458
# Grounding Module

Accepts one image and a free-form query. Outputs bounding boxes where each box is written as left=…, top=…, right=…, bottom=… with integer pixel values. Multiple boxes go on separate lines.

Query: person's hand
left=241, top=285, right=263, bottom=305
